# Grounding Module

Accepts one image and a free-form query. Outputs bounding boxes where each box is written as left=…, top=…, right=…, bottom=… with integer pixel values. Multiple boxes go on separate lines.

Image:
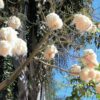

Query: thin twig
left=34, top=57, right=79, bottom=75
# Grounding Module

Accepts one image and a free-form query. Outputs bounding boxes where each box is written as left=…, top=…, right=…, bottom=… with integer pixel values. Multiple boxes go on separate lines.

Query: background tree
left=0, top=0, right=99, bottom=100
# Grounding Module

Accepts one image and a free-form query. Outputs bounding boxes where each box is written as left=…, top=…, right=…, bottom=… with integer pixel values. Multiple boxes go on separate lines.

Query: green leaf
left=96, top=94, right=100, bottom=99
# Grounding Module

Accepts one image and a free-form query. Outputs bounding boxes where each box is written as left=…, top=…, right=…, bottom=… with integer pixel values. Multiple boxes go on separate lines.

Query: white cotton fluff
left=79, top=68, right=91, bottom=82
left=81, top=49, right=99, bottom=69
left=12, top=38, right=27, bottom=56
left=95, top=71, right=100, bottom=83
left=46, top=12, right=63, bottom=30
left=44, top=44, right=58, bottom=60
left=0, top=40, right=12, bottom=57
left=88, top=69, right=96, bottom=79
left=96, top=83, right=100, bottom=94
left=0, top=27, right=19, bottom=43
left=0, top=0, right=4, bottom=9
left=73, top=14, right=93, bottom=32
left=70, top=64, right=81, bottom=76
left=7, top=16, right=21, bottom=29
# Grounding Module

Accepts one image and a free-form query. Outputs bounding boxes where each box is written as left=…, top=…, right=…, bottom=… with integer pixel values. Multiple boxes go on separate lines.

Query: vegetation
left=0, top=0, right=99, bottom=100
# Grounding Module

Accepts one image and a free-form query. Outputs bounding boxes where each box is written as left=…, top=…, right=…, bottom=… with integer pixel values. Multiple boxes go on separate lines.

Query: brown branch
left=0, top=32, right=49, bottom=91
left=34, top=57, right=79, bottom=75
left=34, top=57, right=69, bottom=73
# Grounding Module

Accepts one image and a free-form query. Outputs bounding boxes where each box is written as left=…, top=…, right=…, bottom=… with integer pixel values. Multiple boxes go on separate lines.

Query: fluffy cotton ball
left=96, top=83, right=100, bottom=94
left=0, top=27, right=19, bottom=43
left=44, top=44, right=58, bottom=60
left=79, top=68, right=91, bottom=82
left=95, top=71, right=100, bottom=83
left=0, top=40, right=12, bottom=57
left=46, top=12, right=63, bottom=30
left=0, top=0, right=4, bottom=9
left=12, top=38, right=27, bottom=56
left=7, top=16, right=21, bottom=29
left=73, top=14, right=93, bottom=32
left=81, top=49, right=99, bottom=69
left=88, top=69, right=96, bottom=79
left=70, top=64, right=81, bottom=76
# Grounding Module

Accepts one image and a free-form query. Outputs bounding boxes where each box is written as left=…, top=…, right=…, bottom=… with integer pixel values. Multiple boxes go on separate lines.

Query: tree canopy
left=0, top=0, right=100, bottom=100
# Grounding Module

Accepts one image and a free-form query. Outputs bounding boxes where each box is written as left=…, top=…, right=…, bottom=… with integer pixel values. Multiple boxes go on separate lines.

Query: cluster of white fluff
left=44, top=44, right=58, bottom=60
left=46, top=12, right=63, bottom=30
left=12, top=38, right=27, bottom=56
left=7, top=16, right=21, bottom=29
left=70, top=64, right=81, bottom=76
left=70, top=64, right=97, bottom=82
left=0, top=27, right=27, bottom=57
left=70, top=64, right=100, bottom=82
left=0, top=0, right=4, bottom=9
left=70, top=49, right=100, bottom=93
left=0, top=27, right=18, bottom=42
left=79, top=68, right=100, bottom=82
left=81, top=49, right=99, bottom=69
left=79, top=49, right=99, bottom=82
left=73, top=14, right=93, bottom=32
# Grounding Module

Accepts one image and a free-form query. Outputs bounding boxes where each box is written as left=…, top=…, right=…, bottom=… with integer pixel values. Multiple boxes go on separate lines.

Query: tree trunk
left=0, top=57, right=7, bottom=100
left=12, top=57, right=28, bottom=100
left=27, top=0, right=41, bottom=100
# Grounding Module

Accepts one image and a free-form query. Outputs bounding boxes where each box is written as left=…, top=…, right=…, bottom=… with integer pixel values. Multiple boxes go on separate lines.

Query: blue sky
left=92, top=0, right=100, bottom=22
left=54, top=0, right=100, bottom=99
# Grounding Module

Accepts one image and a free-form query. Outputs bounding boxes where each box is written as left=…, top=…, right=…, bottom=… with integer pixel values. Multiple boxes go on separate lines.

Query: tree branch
left=0, top=32, right=49, bottom=91
left=34, top=57, right=79, bottom=75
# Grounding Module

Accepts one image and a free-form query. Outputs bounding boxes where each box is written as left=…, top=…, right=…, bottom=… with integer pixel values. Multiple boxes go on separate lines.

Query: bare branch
left=34, top=57, right=79, bottom=75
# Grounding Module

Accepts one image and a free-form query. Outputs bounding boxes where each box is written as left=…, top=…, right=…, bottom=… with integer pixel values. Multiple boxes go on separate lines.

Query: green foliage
left=0, top=0, right=99, bottom=100
left=96, top=94, right=100, bottom=99
left=66, top=77, right=96, bottom=99
left=0, top=57, right=17, bottom=100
